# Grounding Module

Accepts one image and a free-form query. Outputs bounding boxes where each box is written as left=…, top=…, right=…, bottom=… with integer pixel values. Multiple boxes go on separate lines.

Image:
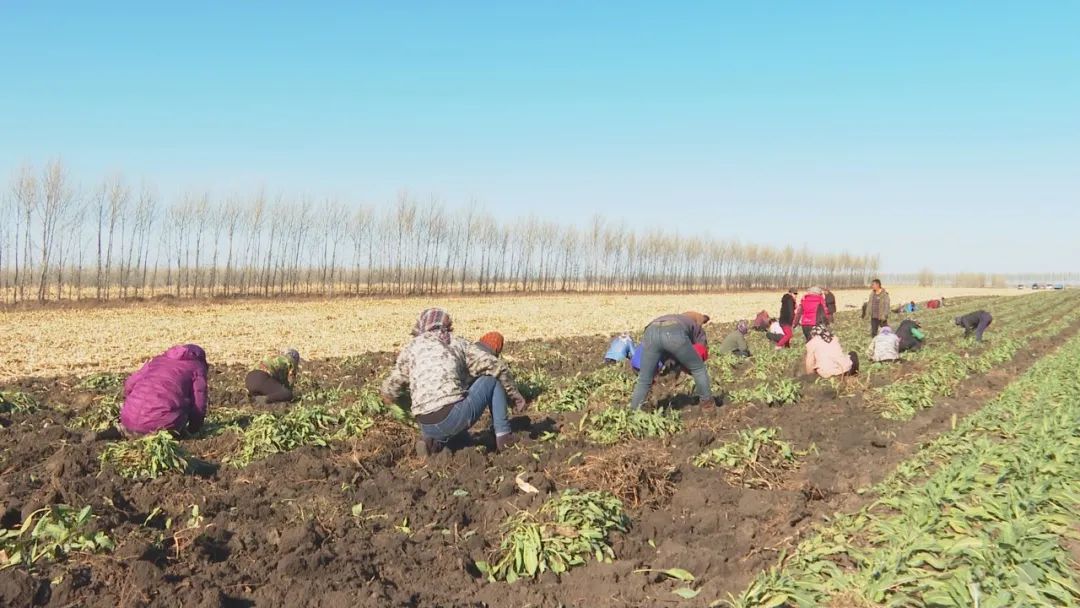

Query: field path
left=1, top=287, right=1020, bottom=381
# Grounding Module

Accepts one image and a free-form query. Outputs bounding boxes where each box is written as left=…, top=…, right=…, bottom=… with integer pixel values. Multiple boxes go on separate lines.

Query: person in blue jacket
left=604, top=333, right=635, bottom=364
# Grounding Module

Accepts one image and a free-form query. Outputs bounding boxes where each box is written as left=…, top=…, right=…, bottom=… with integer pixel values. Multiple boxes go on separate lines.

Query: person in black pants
left=955, top=311, right=993, bottom=342
left=245, top=349, right=301, bottom=404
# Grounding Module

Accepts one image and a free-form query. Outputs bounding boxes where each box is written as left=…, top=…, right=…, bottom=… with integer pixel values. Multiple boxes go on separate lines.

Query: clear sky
left=1, top=2, right=1077, bottom=274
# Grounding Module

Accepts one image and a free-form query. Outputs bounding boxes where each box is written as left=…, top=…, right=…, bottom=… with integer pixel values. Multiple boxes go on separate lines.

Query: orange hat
left=478, top=332, right=505, bottom=356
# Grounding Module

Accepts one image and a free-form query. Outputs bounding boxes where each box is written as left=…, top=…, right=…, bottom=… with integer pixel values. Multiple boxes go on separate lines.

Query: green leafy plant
left=99, top=431, right=192, bottom=479
left=536, top=366, right=636, bottom=412
left=72, top=392, right=121, bottom=431
left=582, top=407, right=681, bottom=445
left=476, top=490, right=628, bottom=583
left=0, top=505, right=113, bottom=569
left=0, top=391, right=40, bottom=415
left=234, top=405, right=337, bottom=466
left=76, top=372, right=126, bottom=393
left=693, top=427, right=807, bottom=489
left=729, top=378, right=802, bottom=406
left=516, top=368, right=553, bottom=401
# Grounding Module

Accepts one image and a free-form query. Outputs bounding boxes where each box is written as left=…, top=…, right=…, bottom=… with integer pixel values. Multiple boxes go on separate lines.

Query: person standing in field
left=804, top=325, right=859, bottom=378
left=824, top=288, right=837, bottom=320
left=119, top=344, right=209, bottom=436
left=716, top=320, right=752, bottom=357
left=629, top=312, right=716, bottom=410
left=862, top=279, right=891, bottom=337
left=896, top=319, right=926, bottom=352
left=603, top=333, right=635, bottom=364
left=381, top=309, right=528, bottom=457
left=795, top=287, right=831, bottom=341
left=246, top=348, right=301, bottom=405
left=955, top=310, right=993, bottom=342
left=776, top=288, right=798, bottom=349
left=868, top=324, right=901, bottom=362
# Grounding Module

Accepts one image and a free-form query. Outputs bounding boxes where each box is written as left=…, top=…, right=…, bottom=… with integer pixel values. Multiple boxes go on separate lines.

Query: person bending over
left=868, top=325, right=900, bottom=363
left=629, top=312, right=716, bottom=410
left=246, top=348, right=301, bottom=404
left=716, top=320, right=752, bottom=357
left=120, top=344, right=209, bottom=437
left=956, top=310, right=993, bottom=342
left=804, top=325, right=859, bottom=378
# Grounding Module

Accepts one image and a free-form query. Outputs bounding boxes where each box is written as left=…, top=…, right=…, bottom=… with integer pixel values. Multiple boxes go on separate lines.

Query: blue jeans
left=419, top=376, right=511, bottom=442
left=630, top=323, right=712, bottom=409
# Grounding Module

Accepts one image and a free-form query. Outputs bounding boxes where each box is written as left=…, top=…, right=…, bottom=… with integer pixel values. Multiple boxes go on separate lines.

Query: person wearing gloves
left=862, top=279, right=891, bottom=337
left=120, top=344, right=209, bottom=436
left=868, top=325, right=901, bottom=362
left=795, top=287, right=831, bottom=341
left=629, top=312, right=716, bottom=411
left=382, top=309, right=528, bottom=457
left=604, top=333, right=636, bottom=364
left=804, top=325, right=859, bottom=378
left=246, top=348, right=301, bottom=404
left=896, top=319, right=926, bottom=352
left=776, top=288, right=798, bottom=348
left=956, top=310, right=994, bottom=342
left=716, top=320, right=752, bottom=357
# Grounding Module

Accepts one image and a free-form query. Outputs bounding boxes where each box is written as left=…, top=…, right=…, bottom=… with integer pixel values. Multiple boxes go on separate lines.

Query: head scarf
left=736, top=320, right=749, bottom=335
left=413, top=308, right=453, bottom=344
left=878, top=326, right=894, bottom=336
left=809, top=324, right=834, bottom=343
left=808, top=286, right=823, bottom=295
left=682, top=311, right=710, bottom=326
left=478, top=331, right=505, bottom=356
left=283, top=348, right=301, bottom=366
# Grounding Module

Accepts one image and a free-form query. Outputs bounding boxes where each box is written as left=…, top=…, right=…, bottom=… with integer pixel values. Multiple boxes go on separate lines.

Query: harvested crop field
left=2, top=289, right=1077, bottom=607
left=0, top=287, right=1019, bottom=382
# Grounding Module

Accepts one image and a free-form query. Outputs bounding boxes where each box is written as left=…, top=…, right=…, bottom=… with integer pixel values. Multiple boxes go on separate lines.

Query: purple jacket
left=120, top=344, right=208, bottom=434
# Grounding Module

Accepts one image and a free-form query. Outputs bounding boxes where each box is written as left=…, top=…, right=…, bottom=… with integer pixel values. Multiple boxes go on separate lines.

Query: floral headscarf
left=736, top=320, right=749, bottom=335
left=413, top=308, right=453, bottom=344
left=809, top=324, right=834, bottom=343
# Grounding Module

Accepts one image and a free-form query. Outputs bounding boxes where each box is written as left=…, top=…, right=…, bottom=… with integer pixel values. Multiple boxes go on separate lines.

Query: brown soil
left=0, top=315, right=1076, bottom=608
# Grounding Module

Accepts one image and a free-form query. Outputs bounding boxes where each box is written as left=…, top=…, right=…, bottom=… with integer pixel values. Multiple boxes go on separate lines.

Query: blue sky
left=1, top=2, right=1077, bottom=273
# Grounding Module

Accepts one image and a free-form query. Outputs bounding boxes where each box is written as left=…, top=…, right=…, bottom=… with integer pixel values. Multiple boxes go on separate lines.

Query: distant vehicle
left=1032, top=283, right=1041, bottom=290
left=1017, top=284, right=1025, bottom=289
left=1054, top=283, right=1065, bottom=290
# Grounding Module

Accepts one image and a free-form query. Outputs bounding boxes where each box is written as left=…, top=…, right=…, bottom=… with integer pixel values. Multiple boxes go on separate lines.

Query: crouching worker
left=246, top=348, right=300, bottom=404
left=766, top=318, right=784, bottom=344
left=629, top=312, right=716, bottom=411
left=381, top=309, right=527, bottom=457
left=717, top=320, right=752, bottom=357
left=805, top=325, right=859, bottom=378
left=868, top=325, right=901, bottom=363
left=119, top=344, right=209, bottom=437
left=956, top=310, right=993, bottom=342
left=631, top=342, right=708, bottom=377
left=604, top=333, right=635, bottom=364
left=896, top=319, right=926, bottom=352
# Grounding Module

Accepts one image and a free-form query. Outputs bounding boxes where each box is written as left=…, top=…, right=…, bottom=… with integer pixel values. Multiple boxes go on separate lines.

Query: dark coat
left=779, top=293, right=796, bottom=325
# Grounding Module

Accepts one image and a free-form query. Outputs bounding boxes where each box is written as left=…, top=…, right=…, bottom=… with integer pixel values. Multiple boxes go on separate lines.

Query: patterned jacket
left=381, top=333, right=525, bottom=416
left=868, top=332, right=900, bottom=362
left=258, top=354, right=297, bottom=388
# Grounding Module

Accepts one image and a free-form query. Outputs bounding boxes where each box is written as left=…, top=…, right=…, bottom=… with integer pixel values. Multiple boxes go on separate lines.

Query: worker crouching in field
left=246, top=348, right=301, bottom=405
left=868, top=325, right=901, bottom=363
left=630, top=342, right=708, bottom=378
left=896, top=319, right=926, bottom=352
left=603, top=333, right=635, bottom=364
left=381, top=309, right=528, bottom=458
left=956, top=310, right=993, bottom=342
left=119, top=344, right=209, bottom=436
left=716, top=320, right=752, bottom=358
left=629, top=312, right=717, bottom=411
left=804, top=325, right=859, bottom=378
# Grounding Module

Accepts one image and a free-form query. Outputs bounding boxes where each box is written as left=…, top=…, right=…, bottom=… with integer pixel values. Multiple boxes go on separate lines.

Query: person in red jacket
left=794, top=287, right=831, bottom=341
left=120, top=344, right=209, bottom=436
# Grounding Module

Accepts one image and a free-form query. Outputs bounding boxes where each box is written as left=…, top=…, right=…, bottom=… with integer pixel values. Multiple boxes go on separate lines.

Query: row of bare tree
left=1, top=161, right=882, bottom=303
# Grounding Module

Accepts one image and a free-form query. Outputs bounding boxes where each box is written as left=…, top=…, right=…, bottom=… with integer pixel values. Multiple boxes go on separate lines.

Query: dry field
left=1, top=287, right=1020, bottom=381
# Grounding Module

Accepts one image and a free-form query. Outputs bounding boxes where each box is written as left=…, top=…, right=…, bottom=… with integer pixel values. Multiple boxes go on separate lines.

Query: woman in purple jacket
left=119, top=344, right=209, bottom=436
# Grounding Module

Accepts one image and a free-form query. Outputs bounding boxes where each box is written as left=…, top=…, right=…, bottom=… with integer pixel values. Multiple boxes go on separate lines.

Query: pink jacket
left=120, top=344, right=208, bottom=434
left=804, top=337, right=853, bottom=378
left=797, top=293, right=830, bottom=327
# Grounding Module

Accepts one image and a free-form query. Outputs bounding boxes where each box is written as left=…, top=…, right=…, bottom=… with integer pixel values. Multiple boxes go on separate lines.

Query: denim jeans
left=419, top=375, right=511, bottom=442
left=630, top=323, right=712, bottom=409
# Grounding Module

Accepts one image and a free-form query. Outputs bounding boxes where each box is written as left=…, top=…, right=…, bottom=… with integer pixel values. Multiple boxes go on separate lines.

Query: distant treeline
left=2, top=160, right=887, bottom=303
